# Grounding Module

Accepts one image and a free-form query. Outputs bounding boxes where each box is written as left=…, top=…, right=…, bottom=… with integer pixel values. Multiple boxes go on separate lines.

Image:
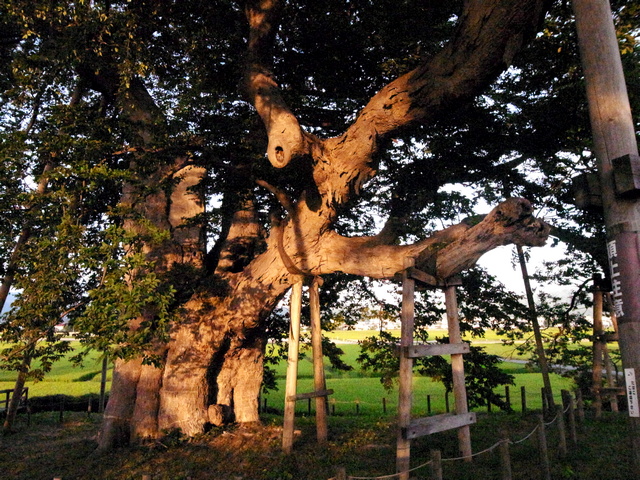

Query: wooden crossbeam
left=287, top=389, right=334, bottom=402
left=404, top=343, right=470, bottom=358
left=403, top=413, right=477, bottom=440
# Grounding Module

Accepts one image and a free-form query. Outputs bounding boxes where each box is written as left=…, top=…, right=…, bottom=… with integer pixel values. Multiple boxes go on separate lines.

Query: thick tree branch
left=314, top=0, right=547, bottom=204
left=311, top=198, right=549, bottom=280
left=243, top=0, right=310, bottom=168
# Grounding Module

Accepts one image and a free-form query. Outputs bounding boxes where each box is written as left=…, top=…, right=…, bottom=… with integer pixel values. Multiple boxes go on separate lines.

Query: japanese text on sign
left=626, top=369, right=640, bottom=417
left=607, top=240, right=624, bottom=317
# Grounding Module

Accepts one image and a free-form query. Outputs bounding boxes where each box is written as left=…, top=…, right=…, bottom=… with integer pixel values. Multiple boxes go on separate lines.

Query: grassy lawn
left=263, top=343, right=573, bottom=415
left=1, top=332, right=631, bottom=480
left=0, top=343, right=112, bottom=397
left=0, top=332, right=575, bottom=408
left=0, top=409, right=632, bottom=480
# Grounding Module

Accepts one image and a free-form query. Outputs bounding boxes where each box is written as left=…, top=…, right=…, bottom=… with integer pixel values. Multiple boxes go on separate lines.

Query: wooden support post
left=521, top=386, right=527, bottom=413
left=505, top=386, right=511, bottom=411
left=431, top=450, right=443, bottom=480
left=604, top=346, right=619, bottom=412
left=282, top=281, right=303, bottom=454
left=499, top=432, right=513, bottom=480
left=309, top=277, right=328, bottom=444
left=518, top=245, right=555, bottom=413
left=396, top=258, right=415, bottom=480
left=537, top=416, right=551, bottom=480
left=427, top=395, right=431, bottom=415
left=592, top=288, right=605, bottom=418
left=335, top=467, right=347, bottom=480
left=445, top=285, right=472, bottom=461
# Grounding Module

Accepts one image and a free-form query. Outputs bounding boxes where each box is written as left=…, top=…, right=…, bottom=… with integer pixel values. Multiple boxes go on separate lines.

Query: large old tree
left=0, top=0, right=557, bottom=448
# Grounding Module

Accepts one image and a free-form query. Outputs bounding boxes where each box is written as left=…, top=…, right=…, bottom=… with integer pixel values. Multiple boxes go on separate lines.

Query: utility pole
left=572, top=0, right=640, bottom=472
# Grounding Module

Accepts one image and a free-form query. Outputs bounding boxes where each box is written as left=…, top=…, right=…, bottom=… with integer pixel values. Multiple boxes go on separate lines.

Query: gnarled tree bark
left=97, top=0, right=550, bottom=449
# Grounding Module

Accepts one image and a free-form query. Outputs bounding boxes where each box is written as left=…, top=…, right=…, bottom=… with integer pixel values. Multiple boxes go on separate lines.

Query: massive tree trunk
left=97, top=0, right=550, bottom=449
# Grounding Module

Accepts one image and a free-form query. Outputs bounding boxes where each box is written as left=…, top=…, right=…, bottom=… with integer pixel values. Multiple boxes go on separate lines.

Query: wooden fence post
left=427, top=395, right=431, bottom=414
left=537, top=416, right=551, bottom=480
left=562, top=390, right=578, bottom=446
left=576, top=390, right=585, bottom=424
left=505, top=386, right=511, bottom=411
left=499, top=432, right=513, bottom=480
left=557, top=406, right=567, bottom=457
left=431, top=450, right=443, bottom=480
left=335, top=467, right=347, bottom=480
left=59, top=396, right=65, bottom=424
left=521, top=386, right=527, bottom=413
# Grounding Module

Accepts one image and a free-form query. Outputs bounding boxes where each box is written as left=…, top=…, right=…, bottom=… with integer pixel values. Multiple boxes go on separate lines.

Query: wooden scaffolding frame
left=396, top=258, right=476, bottom=479
left=282, top=277, right=333, bottom=453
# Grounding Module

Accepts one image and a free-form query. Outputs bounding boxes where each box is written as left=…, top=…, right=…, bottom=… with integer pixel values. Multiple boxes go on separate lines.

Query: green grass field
left=0, top=344, right=112, bottom=397
left=0, top=333, right=574, bottom=413
left=262, top=343, right=573, bottom=415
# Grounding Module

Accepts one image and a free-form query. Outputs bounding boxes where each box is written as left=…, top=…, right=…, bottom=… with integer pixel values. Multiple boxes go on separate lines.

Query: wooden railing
left=0, top=387, right=29, bottom=414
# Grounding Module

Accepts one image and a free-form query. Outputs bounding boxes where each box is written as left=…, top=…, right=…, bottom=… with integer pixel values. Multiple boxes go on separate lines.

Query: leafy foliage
left=0, top=0, right=637, bottom=412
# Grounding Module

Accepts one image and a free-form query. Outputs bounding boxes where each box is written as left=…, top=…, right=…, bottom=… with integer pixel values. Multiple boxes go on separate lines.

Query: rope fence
left=328, top=389, right=581, bottom=480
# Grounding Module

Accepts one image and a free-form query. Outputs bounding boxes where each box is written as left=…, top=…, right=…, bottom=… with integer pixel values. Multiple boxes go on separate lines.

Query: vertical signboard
left=626, top=368, right=640, bottom=418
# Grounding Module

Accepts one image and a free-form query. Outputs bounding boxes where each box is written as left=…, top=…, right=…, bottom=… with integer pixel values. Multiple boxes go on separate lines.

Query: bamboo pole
left=282, top=281, right=303, bottom=453
left=396, top=258, right=415, bottom=480
left=309, top=276, right=328, bottom=444
left=445, top=285, right=472, bottom=461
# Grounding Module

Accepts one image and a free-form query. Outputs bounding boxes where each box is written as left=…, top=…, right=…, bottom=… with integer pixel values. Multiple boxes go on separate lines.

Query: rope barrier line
left=511, top=424, right=539, bottom=445
left=544, top=413, right=559, bottom=426
left=441, top=439, right=505, bottom=462
left=338, top=415, right=551, bottom=480
left=346, top=459, right=434, bottom=480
